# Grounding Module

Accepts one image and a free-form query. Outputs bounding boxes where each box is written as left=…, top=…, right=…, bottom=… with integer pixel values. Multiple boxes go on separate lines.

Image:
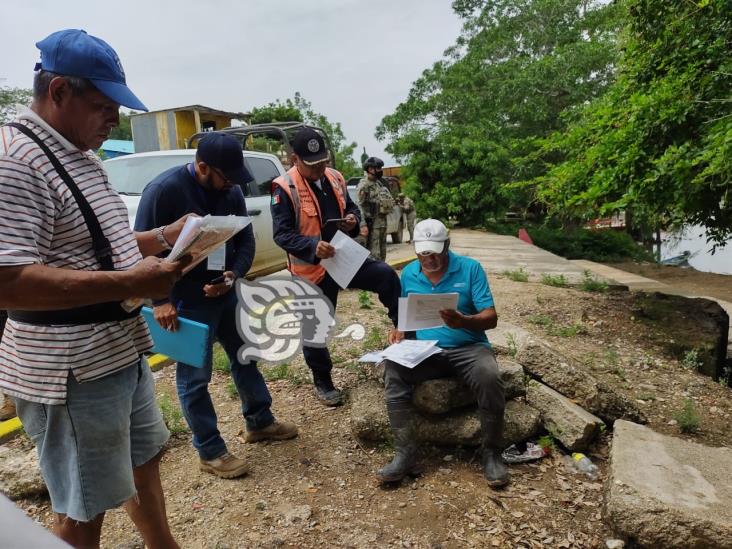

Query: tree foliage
left=0, top=86, right=32, bottom=124
left=377, top=0, right=621, bottom=224
left=250, top=93, right=361, bottom=177
left=535, top=0, right=732, bottom=245
left=108, top=110, right=135, bottom=140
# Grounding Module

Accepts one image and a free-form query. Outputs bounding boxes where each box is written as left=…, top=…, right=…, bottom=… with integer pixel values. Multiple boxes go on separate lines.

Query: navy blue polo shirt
left=400, top=251, right=495, bottom=348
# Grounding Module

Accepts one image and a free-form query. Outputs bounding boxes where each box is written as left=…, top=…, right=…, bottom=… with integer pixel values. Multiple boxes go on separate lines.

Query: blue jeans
left=176, top=292, right=274, bottom=460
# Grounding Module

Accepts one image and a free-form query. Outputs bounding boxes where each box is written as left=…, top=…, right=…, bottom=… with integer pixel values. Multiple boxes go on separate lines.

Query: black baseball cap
left=197, top=132, right=252, bottom=184
left=291, top=128, right=329, bottom=166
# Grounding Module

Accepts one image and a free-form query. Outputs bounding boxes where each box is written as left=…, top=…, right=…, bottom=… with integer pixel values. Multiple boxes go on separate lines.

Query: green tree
left=534, top=0, right=732, bottom=246
left=249, top=93, right=361, bottom=178
left=377, top=0, right=622, bottom=224
left=0, top=86, right=32, bottom=124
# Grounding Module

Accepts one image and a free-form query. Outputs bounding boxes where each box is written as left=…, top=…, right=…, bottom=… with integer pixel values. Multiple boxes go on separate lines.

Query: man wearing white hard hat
left=378, top=219, right=508, bottom=488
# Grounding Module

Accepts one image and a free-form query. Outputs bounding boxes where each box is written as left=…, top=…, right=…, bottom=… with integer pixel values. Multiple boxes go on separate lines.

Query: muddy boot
left=376, top=401, right=420, bottom=483
left=313, top=371, right=343, bottom=407
left=480, top=412, right=509, bottom=488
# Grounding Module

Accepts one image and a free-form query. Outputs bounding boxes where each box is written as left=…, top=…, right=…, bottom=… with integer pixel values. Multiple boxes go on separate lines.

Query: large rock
left=350, top=381, right=540, bottom=448
left=634, top=292, right=729, bottom=381
left=0, top=445, right=46, bottom=500
left=605, top=420, right=732, bottom=548
left=489, top=322, right=533, bottom=357
left=412, top=359, right=525, bottom=415
left=525, top=381, right=603, bottom=451
left=516, top=339, right=646, bottom=424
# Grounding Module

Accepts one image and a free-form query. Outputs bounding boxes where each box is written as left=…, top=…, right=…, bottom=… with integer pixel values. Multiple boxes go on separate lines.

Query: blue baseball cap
left=35, top=29, right=148, bottom=112
left=197, top=132, right=253, bottom=185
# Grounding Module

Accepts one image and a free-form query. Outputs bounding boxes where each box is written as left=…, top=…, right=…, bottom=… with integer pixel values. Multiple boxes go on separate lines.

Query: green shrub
left=226, top=381, right=239, bottom=399
left=681, top=349, right=702, bottom=370
left=674, top=399, right=700, bottom=434
left=158, top=393, right=188, bottom=435
left=541, top=273, right=568, bottom=287
left=358, top=290, right=373, bottom=309
left=580, top=270, right=608, bottom=292
left=503, top=267, right=529, bottom=282
left=528, top=314, right=554, bottom=328
left=552, top=322, right=587, bottom=337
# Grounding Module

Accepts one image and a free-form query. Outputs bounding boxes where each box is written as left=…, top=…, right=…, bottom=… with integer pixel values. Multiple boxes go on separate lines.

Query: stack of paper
left=320, top=230, right=370, bottom=289
left=359, top=339, right=442, bottom=369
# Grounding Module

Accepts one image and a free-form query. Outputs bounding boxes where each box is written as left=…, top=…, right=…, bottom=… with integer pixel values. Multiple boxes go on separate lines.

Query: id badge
left=208, top=244, right=226, bottom=271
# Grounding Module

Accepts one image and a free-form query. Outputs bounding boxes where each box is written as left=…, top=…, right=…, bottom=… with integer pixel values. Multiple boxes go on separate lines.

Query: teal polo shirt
left=400, top=251, right=495, bottom=349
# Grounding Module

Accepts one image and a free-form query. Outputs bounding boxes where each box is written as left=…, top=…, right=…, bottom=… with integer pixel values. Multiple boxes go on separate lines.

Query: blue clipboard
left=141, top=307, right=211, bottom=368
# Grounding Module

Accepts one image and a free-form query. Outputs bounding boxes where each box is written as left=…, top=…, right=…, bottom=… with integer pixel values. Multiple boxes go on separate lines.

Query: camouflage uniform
left=356, top=176, right=388, bottom=261
left=401, top=196, right=416, bottom=243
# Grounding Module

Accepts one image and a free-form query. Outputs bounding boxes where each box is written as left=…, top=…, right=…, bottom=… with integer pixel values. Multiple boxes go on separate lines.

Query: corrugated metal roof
left=130, top=104, right=250, bottom=119
left=100, top=139, right=135, bottom=153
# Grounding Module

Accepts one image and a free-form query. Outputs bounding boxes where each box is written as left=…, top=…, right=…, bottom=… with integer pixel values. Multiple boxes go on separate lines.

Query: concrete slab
left=605, top=420, right=732, bottom=548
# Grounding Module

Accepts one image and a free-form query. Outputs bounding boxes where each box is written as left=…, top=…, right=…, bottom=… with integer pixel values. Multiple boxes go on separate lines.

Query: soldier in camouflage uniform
left=356, top=157, right=393, bottom=261
left=398, top=193, right=417, bottom=243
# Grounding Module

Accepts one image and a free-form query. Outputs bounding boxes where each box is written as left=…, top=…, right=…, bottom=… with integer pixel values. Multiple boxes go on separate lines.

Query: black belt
left=9, top=302, right=141, bottom=325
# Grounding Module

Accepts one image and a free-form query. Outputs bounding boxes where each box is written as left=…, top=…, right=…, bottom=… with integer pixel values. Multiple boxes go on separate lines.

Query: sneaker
left=245, top=420, right=299, bottom=443
left=199, top=451, right=250, bottom=479
left=0, top=398, right=16, bottom=421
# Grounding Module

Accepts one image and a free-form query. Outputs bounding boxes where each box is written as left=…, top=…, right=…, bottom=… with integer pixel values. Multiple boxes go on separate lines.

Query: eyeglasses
left=210, top=167, right=232, bottom=186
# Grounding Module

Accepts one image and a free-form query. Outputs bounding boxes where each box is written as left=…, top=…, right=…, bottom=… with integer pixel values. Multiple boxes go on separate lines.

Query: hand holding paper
left=320, top=230, right=370, bottom=289
left=397, top=292, right=459, bottom=331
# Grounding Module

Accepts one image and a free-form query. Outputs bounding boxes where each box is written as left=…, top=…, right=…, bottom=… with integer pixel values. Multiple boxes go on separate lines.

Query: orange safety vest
left=272, top=166, right=348, bottom=284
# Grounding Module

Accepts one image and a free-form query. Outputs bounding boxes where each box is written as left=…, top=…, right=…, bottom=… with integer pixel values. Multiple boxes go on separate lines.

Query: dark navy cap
left=291, top=127, right=329, bottom=165
left=35, top=29, right=147, bottom=111
left=197, top=132, right=252, bottom=185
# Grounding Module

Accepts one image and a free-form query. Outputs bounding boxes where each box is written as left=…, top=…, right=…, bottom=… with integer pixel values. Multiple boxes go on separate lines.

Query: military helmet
left=363, top=156, right=384, bottom=170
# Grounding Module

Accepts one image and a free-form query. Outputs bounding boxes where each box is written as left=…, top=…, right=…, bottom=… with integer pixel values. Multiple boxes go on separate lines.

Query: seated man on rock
left=378, top=219, right=508, bottom=488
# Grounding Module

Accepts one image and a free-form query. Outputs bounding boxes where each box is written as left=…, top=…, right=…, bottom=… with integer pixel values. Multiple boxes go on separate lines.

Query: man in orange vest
left=271, top=128, right=401, bottom=405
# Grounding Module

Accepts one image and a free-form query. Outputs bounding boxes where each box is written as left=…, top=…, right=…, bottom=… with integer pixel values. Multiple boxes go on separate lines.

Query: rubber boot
left=480, top=412, right=509, bottom=488
left=376, top=400, right=420, bottom=483
left=312, top=371, right=343, bottom=406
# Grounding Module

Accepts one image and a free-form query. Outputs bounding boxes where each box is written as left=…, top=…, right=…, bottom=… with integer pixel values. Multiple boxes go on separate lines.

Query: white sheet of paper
left=320, top=230, right=370, bottom=289
left=397, top=292, right=459, bottom=331
left=207, top=244, right=226, bottom=271
left=358, top=340, right=442, bottom=369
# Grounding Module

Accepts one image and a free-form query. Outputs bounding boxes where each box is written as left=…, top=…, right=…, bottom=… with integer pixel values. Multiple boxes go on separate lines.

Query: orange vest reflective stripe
left=272, top=166, right=348, bottom=284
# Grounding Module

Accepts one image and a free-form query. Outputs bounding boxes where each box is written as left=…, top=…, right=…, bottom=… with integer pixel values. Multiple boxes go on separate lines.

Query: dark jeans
left=384, top=343, right=505, bottom=416
left=176, top=292, right=274, bottom=460
left=303, top=258, right=400, bottom=376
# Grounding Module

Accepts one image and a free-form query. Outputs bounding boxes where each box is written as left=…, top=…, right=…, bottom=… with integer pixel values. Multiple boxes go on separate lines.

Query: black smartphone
left=210, top=275, right=226, bottom=285
left=323, top=218, right=348, bottom=227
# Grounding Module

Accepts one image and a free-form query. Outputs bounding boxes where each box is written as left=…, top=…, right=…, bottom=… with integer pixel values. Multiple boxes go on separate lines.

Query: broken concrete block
left=412, top=359, right=526, bottom=415
left=605, top=420, right=732, bottom=548
left=0, top=445, right=46, bottom=500
left=525, top=381, right=603, bottom=451
left=517, top=339, right=645, bottom=424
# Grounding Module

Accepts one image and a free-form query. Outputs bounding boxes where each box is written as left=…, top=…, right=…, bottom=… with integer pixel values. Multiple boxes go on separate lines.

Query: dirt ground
left=608, top=261, right=732, bottom=303
left=11, top=274, right=732, bottom=548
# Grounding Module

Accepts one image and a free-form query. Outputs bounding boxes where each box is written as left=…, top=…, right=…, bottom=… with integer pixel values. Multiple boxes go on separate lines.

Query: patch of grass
left=579, top=270, right=608, bottom=293
left=604, top=348, right=620, bottom=366
left=212, top=343, right=230, bottom=374
left=681, top=349, right=702, bottom=371
left=503, top=267, right=529, bottom=282
left=262, top=362, right=291, bottom=382
left=540, top=273, right=568, bottom=287
left=505, top=332, right=518, bottom=358
left=358, top=290, right=373, bottom=309
left=157, top=393, right=187, bottom=435
left=674, top=398, right=701, bottom=434
left=537, top=435, right=557, bottom=452
left=552, top=322, right=587, bottom=338
left=226, top=381, right=238, bottom=400
left=611, top=367, right=627, bottom=381
left=528, top=314, right=554, bottom=328
left=361, top=326, right=386, bottom=352
left=638, top=393, right=656, bottom=401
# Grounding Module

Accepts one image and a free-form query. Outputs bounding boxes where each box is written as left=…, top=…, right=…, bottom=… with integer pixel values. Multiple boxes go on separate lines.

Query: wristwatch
left=156, top=225, right=172, bottom=250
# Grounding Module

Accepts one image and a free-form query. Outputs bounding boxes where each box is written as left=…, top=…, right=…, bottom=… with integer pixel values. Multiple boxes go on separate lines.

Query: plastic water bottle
left=571, top=452, right=599, bottom=480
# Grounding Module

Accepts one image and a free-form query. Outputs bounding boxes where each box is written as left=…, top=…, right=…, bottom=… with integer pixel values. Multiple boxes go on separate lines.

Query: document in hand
left=397, top=292, right=459, bottom=331
left=359, top=339, right=442, bottom=369
left=320, top=230, right=370, bottom=289
left=168, top=215, right=251, bottom=274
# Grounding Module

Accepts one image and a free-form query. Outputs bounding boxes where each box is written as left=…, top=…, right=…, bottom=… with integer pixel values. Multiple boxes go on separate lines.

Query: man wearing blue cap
left=0, top=29, right=189, bottom=548
left=135, top=132, right=299, bottom=480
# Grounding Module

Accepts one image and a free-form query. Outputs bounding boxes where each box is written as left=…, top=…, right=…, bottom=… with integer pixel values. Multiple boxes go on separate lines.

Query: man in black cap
left=270, top=128, right=401, bottom=405
left=136, top=132, right=299, bottom=479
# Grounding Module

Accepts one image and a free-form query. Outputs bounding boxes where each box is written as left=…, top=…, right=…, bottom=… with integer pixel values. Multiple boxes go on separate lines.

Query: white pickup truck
left=104, top=149, right=287, bottom=278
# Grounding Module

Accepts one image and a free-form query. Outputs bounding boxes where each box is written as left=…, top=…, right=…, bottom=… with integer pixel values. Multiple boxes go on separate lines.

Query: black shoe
left=313, top=372, right=343, bottom=406
left=376, top=401, right=420, bottom=484
left=480, top=412, right=509, bottom=488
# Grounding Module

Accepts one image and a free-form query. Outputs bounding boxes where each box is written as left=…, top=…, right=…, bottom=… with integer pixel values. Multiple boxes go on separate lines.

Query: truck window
left=244, top=157, right=280, bottom=196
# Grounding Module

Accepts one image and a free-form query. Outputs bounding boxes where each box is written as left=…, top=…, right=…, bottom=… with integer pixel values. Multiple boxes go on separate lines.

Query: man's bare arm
left=440, top=307, right=498, bottom=331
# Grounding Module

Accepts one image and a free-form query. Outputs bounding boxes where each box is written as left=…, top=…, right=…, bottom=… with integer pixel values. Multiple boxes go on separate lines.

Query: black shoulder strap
left=6, top=122, right=114, bottom=271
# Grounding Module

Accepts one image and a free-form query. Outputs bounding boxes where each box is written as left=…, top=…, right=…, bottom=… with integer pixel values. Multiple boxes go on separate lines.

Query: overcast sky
left=1, top=0, right=463, bottom=164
